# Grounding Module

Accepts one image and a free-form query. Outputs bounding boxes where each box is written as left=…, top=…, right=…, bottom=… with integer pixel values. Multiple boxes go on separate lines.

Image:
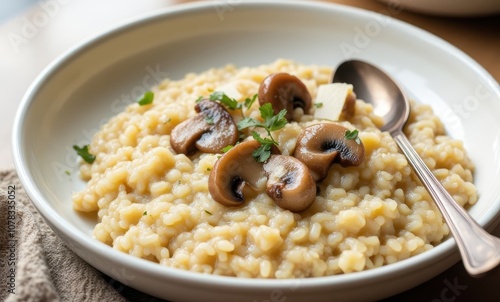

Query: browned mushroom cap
left=293, top=123, right=365, bottom=181
left=209, top=140, right=280, bottom=206
left=258, top=73, right=312, bottom=121
left=263, top=155, right=316, bottom=212
left=170, top=100, right=238, bottom=155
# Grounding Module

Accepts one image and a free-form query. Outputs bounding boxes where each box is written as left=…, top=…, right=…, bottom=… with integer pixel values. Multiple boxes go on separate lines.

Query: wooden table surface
left=0, top=0, right=499, bottom=301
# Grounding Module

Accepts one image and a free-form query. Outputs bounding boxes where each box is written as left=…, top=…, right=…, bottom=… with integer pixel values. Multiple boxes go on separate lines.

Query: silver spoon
left=333, top=59, right=500, bottom=276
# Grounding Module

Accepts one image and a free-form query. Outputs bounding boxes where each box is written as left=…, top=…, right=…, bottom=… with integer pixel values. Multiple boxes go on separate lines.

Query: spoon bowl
left=333, top=60, right=409, bottom=134
left=333, top=59, right=500, bottom=276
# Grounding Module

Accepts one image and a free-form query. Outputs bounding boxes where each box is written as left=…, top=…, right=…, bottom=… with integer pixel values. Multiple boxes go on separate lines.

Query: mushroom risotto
left=72, top=59, right=477, bottom=278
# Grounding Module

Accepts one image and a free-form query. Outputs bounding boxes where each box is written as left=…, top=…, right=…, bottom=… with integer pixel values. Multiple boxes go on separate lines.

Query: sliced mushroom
left=209, top=140, right=279, bottom=206
left=170, top=100, right=238, bottom=155
left=263, top=155, right=316, bottom=212
left=258, top=73, right=312, bottom=121
left=293, top=123, right=365, bottom=181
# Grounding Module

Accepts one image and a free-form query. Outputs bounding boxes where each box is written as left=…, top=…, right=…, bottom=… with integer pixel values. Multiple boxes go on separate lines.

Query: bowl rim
left=11, top=0, right=500, bottom=291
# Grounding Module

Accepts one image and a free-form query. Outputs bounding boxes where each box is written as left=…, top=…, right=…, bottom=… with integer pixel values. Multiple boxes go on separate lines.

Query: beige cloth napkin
left=0, top=170, right=135, bottom=302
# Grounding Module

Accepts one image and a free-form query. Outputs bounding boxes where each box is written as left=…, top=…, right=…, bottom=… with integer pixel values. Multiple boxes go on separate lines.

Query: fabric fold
left=0, top=170, right=127, bottom=302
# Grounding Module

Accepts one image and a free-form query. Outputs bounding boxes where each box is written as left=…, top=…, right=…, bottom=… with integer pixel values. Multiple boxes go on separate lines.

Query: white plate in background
left=377, top=0, right=500, bottom=17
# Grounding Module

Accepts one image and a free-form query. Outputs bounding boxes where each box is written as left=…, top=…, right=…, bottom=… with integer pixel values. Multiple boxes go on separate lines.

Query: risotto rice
left=72, top=59, right=477, bottom=278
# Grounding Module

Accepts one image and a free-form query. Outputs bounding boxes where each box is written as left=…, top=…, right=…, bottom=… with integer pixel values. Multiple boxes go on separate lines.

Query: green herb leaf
left=265, top=109, right=287, bottom=131
left=252, top=143, right=272, bottom=163
left=236, top=103, right=288, bottom=162
left=73, top=145, right=96, bottom=164
left=195, top=96, right=204, bottom=103
left=209, top=91, right=241, bottom=110
left=137, top=91, right=154, bottom=106
left=345, top=129, right=361, bottom=144
left=259, top=103, right=275, bottom=120
left=251, top=132, right=276, bottom=163
left=238, top=105, right=287, bottom=133
left=252, top=131, right=276, bottom=146
left=314, top=102, right=323, bottom=108
left=221, top=145, right=234, bottom=153
left=204, top=209, right=213, bottom=215
left=143, top=211, right=147, bottom=216
left=237, top=117, right=260, bottom=131
left=244, top=94, right=258, bottom=109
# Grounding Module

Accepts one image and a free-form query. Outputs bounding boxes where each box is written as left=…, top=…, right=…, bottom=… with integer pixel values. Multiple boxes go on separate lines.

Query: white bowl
left=377, top=0, right=500, bottom=17
left=12, top=1, right=500, bottom=301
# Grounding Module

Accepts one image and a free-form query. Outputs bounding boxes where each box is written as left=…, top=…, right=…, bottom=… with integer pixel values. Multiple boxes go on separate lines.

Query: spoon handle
left=391, top=130, right=500, bottom=276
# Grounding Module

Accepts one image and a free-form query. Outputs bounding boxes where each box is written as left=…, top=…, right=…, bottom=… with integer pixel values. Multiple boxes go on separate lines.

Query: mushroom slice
left=170, top=100, right=238, bottom=155
left=209, top=140, right=279, bottom=206
left=258, top=73, right=312, bottom=121
left=263, top=155, right=316, bottom=213
left=293, top=123, right=365, bottom=181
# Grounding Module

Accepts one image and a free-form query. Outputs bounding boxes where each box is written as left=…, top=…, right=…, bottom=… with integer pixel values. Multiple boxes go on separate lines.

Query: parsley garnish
left=237, top=103, right=288, bottom=162
left=137, top=91, right=154, bottom=106
left=73, top=145, right=96, bottom=164
left=204, top=209, right=213, bottom=215
left=143, top=211, right=147, bottom=216
left=209, top=91, right=240, bottom=110
left=221, top=145, right=234, bottom=153
left=237, top=117, right=260, bottom=129
left=345, top=129, right=361, bottom=144
left=251, top=132, right=275, bottom=163
left=198, top=91, right=283, bottom=162
left=314, top=102, right=323, bottom=108
left=244, top=94, right=258, bottom=109
left=202, top=91, right=257, bottom=117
